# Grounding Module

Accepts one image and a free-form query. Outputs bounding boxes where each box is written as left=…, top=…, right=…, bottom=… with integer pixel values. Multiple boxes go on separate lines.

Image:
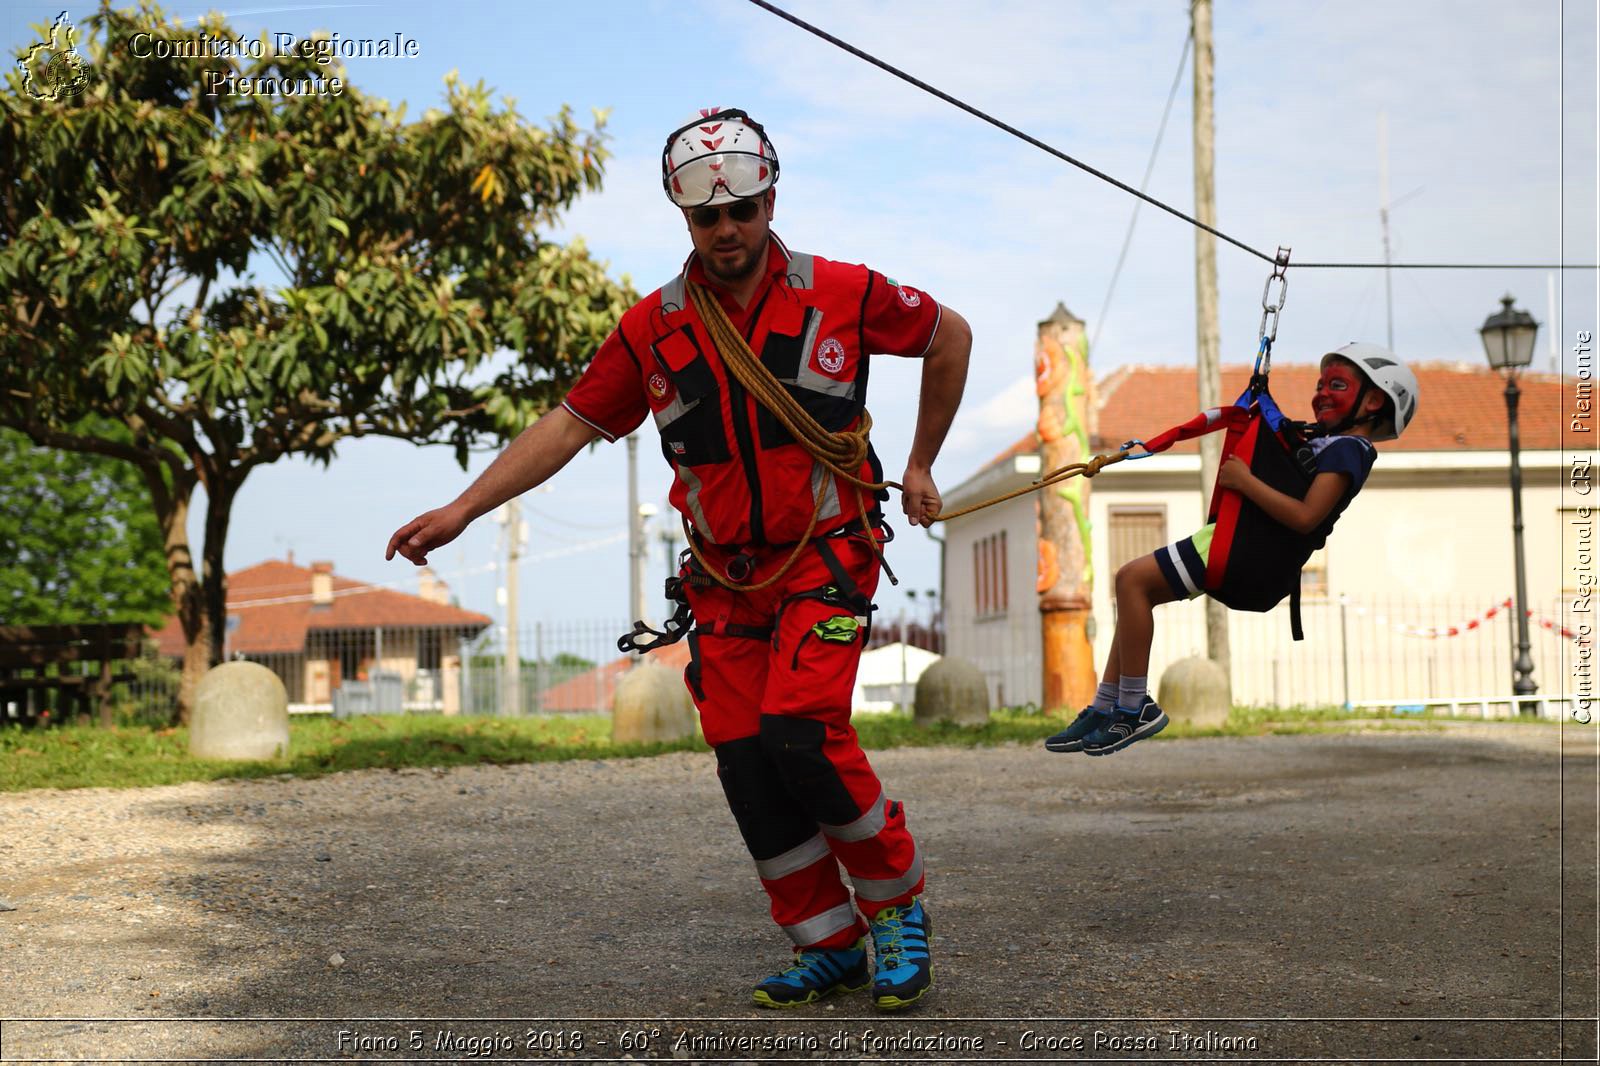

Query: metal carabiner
left=1257, top=246, right=1291, bottom=345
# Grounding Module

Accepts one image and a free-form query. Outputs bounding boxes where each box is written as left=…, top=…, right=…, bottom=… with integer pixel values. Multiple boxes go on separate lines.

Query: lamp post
left=1479, top=294, right=1539, bottom=704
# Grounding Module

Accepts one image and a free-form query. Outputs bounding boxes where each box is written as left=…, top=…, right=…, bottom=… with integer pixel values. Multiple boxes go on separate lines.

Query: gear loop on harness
left=617, top=600, right=693, bottom=654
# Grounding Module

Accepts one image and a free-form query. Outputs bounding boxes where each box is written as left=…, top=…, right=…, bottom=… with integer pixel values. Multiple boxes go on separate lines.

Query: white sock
left=1117, top=675, right=1148, bottom=710
left=1091, top=682, right=1118, bottom=711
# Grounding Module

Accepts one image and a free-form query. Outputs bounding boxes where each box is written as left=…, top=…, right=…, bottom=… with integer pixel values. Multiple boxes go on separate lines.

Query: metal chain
left=1255, top=246, right=1292, bottom=375
left=1258, top=245, right=1292, bottom=346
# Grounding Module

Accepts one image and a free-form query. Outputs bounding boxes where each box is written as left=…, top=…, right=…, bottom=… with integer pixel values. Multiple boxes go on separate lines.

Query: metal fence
left=1, top=640, right=182, bottom=725
left=250, top=620, right=638, bottom=717
left=7, top=595, right=1587, bottom=725
left=950, top=592, right=1587, bottom=717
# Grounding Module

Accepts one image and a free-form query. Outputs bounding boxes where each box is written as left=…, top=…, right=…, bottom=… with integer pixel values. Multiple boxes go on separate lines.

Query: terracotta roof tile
left=982, top=429, right=1040, bottom=470
left=973, top=361, right=1565, bottom=478
left=1093, top=362, right=1563, bottom=453
left=151, top=559, right=492, bottom=657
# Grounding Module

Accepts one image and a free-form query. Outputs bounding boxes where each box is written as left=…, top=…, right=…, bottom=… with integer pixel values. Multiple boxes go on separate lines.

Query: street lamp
left=1479, top=294, right=1539, bottom=703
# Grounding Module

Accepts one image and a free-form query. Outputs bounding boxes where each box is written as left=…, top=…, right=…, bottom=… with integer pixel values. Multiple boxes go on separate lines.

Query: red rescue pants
left=683, top=531, right=924, bottom=950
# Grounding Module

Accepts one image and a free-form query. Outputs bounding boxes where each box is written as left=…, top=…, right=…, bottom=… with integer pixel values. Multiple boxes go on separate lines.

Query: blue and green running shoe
left=869, top=898, right=933, bottom=1011
left=752, top=938, right=869, bottom=1009
left=1081, top=695, right=1169, bottom=756
left=1044, top=705, right=1112, bottom=753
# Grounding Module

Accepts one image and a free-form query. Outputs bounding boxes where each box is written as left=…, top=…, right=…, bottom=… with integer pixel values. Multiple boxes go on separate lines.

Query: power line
left=745, top=0, right=1597, bottom=272
left=744, top=0, right=1273, bottom=264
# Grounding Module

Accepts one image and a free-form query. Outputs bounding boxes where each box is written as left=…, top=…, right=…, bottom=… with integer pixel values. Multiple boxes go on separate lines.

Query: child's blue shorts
left=1155, top=523, right=1215, bottom=601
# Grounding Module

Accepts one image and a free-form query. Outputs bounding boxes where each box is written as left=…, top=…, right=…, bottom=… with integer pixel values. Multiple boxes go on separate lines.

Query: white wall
left=944, top=455, right=1046, bottom=708
left=854, top=642, right=941, bottom=712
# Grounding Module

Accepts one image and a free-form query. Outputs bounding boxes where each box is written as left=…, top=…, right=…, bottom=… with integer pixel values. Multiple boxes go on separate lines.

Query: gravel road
left=0, top=723, right=1594, bottom=1063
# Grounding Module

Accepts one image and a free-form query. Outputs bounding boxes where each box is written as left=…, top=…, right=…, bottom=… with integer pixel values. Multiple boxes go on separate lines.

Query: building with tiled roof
left=943, top=355, right=1579, bottom=713
left=153, top=558, right=491, bottom=712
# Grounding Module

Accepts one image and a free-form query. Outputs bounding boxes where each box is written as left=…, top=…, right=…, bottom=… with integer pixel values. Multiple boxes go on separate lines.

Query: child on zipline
left=1046, top=343, right=1419, bottom=756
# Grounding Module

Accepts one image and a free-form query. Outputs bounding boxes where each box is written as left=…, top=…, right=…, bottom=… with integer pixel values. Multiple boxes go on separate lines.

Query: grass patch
left=0, top=715, right=709, bottom=792
left=1, top=703, right=1561, bottom=792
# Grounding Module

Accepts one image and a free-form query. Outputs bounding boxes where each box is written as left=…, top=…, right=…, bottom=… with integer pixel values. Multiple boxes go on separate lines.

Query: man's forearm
left=907, top=306, right=972, bottom=470
left=453, top=407, right=596, bottom=521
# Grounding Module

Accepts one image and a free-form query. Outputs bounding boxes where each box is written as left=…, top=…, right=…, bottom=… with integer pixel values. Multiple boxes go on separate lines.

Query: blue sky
left=6, top=0, right=1595, bottom=643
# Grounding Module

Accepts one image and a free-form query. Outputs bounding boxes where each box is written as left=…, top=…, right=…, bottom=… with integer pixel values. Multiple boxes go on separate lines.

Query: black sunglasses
left=689, top=198, right=762, bottom=228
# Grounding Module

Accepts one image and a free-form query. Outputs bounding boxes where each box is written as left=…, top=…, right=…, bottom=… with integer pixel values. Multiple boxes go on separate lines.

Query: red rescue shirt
left=563, top=235, right=940, bottom=546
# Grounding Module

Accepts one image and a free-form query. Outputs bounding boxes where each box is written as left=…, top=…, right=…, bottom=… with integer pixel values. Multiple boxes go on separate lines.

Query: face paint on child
left=1313, top=361, right=1364, bottom=427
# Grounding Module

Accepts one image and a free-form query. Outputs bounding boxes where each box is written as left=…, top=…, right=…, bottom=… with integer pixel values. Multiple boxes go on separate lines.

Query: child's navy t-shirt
left=1305, top=435, right=1377, bottom=544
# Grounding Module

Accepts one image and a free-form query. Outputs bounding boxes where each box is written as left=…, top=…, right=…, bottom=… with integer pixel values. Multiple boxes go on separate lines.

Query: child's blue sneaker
left=1081, top=696, right=1169, bottom=756
left=752, top=938, right=869, bottom=1008
left=1044, top=705, right=1112, bottom=753
left=869, top=898, right=933, bottom=1011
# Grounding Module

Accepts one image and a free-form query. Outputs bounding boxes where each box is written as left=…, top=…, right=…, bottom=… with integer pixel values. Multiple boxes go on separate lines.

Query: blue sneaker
left=1082, top=695, right=1169, bottom=756
left=752, top=938, right=869, bottom=1009
left=869, top=898, right=933, bottom=1010
left=1044, top=705, right=1112, bottom=753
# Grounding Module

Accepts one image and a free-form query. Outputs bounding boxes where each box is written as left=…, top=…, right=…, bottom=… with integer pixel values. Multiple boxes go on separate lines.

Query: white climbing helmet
left=1321, top=342, right=1419, bottom=441
left=661, top=107, right=779, bottom=208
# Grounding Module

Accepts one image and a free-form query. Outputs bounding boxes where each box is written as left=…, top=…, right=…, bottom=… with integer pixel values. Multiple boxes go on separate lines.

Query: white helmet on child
left=1321, top=342, right=1418, bottom=441
left=661, top=107, right=779, bottom=208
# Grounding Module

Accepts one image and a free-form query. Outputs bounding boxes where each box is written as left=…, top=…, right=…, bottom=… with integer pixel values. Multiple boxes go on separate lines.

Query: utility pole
left=659, top=521, right=679, bottom=586
left=1192, top=0, right=1231, bottom=677
left=627, top=434, right=640, bottom=628
left=626, top=435, right=653, bottom=658
left=501, top=500, right=524, bottom=716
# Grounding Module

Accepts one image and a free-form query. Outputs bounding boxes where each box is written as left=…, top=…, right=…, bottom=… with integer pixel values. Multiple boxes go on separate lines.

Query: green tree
left=0, top=3, right=634, bottom=721
left=0, top=425, right=172, bottom=624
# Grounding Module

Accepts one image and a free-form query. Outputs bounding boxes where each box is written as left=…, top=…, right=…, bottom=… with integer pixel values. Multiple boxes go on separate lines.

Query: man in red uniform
left=387, top=107, right=971, bottom=1011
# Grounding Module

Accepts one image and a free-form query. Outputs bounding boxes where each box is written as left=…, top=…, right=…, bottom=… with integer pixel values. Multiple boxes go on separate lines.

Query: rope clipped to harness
left=933, top=449, right=1131, bottom=521
left=684, top=280, right=1142, bottom=590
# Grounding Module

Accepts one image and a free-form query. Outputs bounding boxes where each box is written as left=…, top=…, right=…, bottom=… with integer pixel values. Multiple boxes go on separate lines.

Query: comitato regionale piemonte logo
left=19, top=10, right=92, bottom=101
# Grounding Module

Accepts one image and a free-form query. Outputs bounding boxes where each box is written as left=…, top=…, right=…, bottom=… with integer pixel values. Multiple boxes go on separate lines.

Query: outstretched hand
left=900, top=465, right=942, bottom=528
left=386, top=503, right=470, bottom=566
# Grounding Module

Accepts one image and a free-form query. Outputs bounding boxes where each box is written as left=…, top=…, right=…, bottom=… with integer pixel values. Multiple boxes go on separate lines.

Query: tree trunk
left=141, top=465, right=207, bottom=726
left=202, top=479, right=236, bottom=671
left=169, top=508, right=211, bottom=727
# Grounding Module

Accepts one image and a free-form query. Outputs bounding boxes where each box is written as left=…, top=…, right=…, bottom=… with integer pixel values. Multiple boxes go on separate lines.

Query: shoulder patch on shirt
left=896, top=284, right=922, bottom=308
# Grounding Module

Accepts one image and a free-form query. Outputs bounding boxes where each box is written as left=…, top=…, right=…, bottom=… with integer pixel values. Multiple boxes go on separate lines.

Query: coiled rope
left=684, top=280, right=1130, bottom=592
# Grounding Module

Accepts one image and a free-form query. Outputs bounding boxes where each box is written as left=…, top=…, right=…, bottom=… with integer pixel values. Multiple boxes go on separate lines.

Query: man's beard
left=704, top=237, right=766, bottom=284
